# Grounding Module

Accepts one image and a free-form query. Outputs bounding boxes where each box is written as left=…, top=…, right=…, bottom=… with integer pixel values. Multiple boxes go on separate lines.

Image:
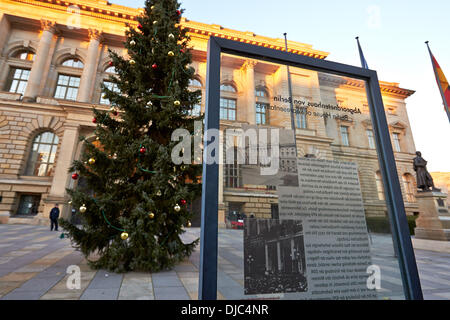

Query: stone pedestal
left=414, top=191, right=450, bottom=241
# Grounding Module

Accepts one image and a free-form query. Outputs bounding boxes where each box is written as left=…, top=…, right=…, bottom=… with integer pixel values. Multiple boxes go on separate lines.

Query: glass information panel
left=214, top=53, right=406, bottom=300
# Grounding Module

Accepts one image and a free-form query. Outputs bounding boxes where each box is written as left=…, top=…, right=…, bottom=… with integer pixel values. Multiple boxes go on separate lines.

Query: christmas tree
left=60, top=0, right=202, bottom=273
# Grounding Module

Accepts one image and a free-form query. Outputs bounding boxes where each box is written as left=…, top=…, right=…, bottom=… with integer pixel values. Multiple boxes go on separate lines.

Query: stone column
left=39, top=124, right=80, bottom=224
left=23, top=20, right=57, bottom=102
left=78, top=29, right=102, bottom=102
left=243, top=60, right=257, bottom=125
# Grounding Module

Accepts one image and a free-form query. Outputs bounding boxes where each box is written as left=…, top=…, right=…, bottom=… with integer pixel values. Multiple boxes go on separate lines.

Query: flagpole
left=426, top=41, right=450, bottom=122
left=356, top=36, right=369, bottom=69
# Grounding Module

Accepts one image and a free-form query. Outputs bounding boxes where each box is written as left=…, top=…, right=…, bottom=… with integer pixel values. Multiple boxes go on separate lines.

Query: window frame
left=220, top=97, right=237, bottom=121
left=402, top=174, right=416, bottom=203
left=61, top=58, right=84, bottom=69
left=6, top=67, right=31, bottom=95
left=392, top=132, right=401, bottom=152
left=340, top=125, right=350, bottom=146
left=54, top=74, right=81, bottom=101
left=367, top=129, right=376, bottom=149
left=24, top=131, right=59, bottom=177
left=100, top=80, right=120, bottom=105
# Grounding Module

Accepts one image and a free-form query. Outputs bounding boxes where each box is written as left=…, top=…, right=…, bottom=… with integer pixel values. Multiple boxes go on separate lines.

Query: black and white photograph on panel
left=244, top=218, right=307, bottom=295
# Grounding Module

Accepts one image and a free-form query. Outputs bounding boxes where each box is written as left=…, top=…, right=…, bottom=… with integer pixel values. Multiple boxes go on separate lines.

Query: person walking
left=50, top=203, right=60, bottom=231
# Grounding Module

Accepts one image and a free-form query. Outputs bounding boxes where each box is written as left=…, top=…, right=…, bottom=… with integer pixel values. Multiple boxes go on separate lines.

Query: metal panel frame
left=198, top=36, right=423, bottom=300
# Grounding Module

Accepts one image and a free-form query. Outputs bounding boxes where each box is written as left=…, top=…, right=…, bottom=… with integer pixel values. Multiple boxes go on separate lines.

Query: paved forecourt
left=0, top=224, right=449, bottom=300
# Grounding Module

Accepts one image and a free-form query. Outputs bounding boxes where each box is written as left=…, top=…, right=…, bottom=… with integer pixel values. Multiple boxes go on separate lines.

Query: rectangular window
left=256, top=102, right=268, bottom=125
left=188, top=104, right=201, bottom=116
left=392, top=133, right=401, bottom=152
left=54, top=74, right=80, bottom=100
left=367, top=130, right=375, bottom=149
left=224, top=146, right=241, bottom=188
left=8, top=68, right=30, bottom=95
left=340, top=126, right=349, bottom=146
left=296, top=111, right=307, bottom=129
left=100, top=81, right=120, bottom=104
left=220, top=98, right=236, bottom=120
left=16, top=194, right=41, bottom=216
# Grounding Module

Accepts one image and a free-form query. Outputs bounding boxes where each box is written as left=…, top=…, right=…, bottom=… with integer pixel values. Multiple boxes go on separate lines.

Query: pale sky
left=113, top=0, right=450, bottom=172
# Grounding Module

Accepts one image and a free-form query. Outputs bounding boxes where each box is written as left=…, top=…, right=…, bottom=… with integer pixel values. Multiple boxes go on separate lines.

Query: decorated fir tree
left=60, top=0, right=202, bottom=272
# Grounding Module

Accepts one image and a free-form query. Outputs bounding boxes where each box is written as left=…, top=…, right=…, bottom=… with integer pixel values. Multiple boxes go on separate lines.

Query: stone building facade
left=0, top=0, right=419, bottom=226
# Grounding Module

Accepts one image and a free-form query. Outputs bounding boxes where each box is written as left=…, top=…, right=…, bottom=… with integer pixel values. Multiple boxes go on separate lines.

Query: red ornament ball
left=138, top=23, right=143, bottom=30
left=108, top=61, right=113, bottom=66
left=180, top=199, right=187, bottom=205
left=113, top=110, right=118, bottom=116
left=176, top=10, right=181, bottom=16
left=140, top=147, right=146, bottom=154
left=92, top=118, right=97, bottom=124
left=71, top=173, right=79, bottom=180
left=152, top=63, right=157, bottom=69
left=180, top=48, right=185, bottom=53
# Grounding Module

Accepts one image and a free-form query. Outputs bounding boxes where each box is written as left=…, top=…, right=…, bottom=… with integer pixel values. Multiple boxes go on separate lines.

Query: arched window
left=220, top=83, right=237, bottom=120
left=220, top=84, right=236, bottom=92
left=14, top=50, right=35, bottom=61
left=189, top=78, right=202, bottom=87
left=62, top=58, right=84, bottom=68
left=375, top=171, right=385, bottom=201
left=25, top=131, right=59, bottom=177
left=402, top=173, right=416, bottom=203
left=105, top=66, right=117, bottom=74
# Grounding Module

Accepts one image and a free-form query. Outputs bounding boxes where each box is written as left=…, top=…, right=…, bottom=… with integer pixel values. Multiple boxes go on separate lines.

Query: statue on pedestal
left=413, top=151, right=440, bottom=192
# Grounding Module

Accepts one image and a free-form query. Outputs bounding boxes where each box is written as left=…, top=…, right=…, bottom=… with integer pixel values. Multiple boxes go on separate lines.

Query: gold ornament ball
left=96, top=136, right=100, bottom=141
left=168, top=51, right=174, bottom=57
left=149, top=212, right=155, bottom=219
left=121, top=232, right=129, bottom=240
left=151, top=5, right=154, bottom=9
left=187, top=221, right=192, bottom=227
left=153, top=20, right=158, bottom=25
left=174, top=204, right=181, bottom=212
left=130, top=59, right=136, bottom=65
left=156, top=190, right=162, bottom=196
left=79, top=204, right=87, bottom=213
left=168, top=33, right=175, bottom=39
left=88, top=158, right=96, bottom=165
left=130, top=40, right=136, bottom=46
left=174, top=100, right=181, bottom=106
left=68, top=200, right=72, bottom=205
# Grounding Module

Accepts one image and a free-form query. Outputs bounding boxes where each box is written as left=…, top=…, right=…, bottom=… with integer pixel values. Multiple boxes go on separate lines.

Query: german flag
left=426, top=42, right=450, bottom=122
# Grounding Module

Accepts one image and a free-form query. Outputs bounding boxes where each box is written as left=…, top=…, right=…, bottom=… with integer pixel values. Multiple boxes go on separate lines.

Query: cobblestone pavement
left=0, top=224, right=449, bottom=300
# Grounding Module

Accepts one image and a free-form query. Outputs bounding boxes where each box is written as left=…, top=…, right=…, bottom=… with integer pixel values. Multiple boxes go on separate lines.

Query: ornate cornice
left=6, top=0, right=328, bottom=59
left=319, top=74, right=415, bottom=98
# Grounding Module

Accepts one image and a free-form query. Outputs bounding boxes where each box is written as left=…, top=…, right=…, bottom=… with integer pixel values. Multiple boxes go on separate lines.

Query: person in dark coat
left=50, top=204, right=60, bottom=231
